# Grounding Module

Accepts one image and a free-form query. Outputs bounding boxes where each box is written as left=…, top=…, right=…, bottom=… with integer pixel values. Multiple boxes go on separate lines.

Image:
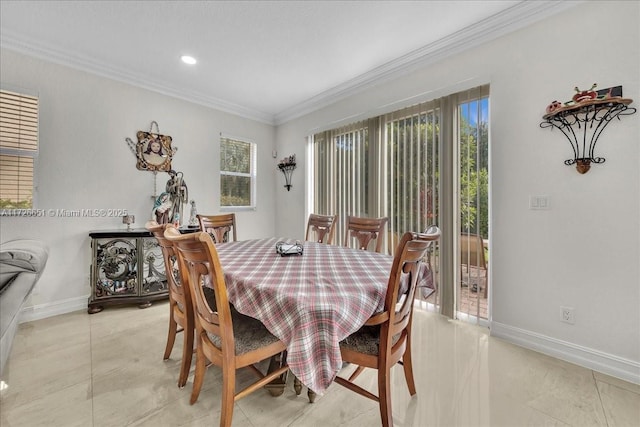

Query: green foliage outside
left=220, top=175, right=251, bottom=207
left=220, top=194, right=248, bottom=207
left=459, top=105, right=489, bottom=239
left=220, top=138, right=252, bottom=207
left=385, top=99, right=488, bottom=241
left=0, top=198, right=32, bottom=209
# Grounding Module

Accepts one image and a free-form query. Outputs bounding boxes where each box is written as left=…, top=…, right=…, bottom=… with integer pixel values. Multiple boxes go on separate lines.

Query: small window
left=0, top=89, right=38, bottom=209
left=220, top=135, right=256, bottom=209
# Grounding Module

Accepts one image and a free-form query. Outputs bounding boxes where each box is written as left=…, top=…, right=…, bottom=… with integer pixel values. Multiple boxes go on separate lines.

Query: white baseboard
left=491, top=321, right=640, bottom=385
left=19, top=296, right=88, bottom=323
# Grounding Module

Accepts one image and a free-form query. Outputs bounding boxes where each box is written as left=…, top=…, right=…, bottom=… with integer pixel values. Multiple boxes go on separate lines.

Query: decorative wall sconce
left=540, top=84, right=636, bottom=174
left=277, top=154, right=297, bottom=191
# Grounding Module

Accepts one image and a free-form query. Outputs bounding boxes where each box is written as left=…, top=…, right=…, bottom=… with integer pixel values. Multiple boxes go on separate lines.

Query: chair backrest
left=305, top=213, right=337, bottom=244
left=344, top=215, right=388, bottom=253
left=383, top=230, right=441, bottom=349
left=197, top=213, right=237, bottom=243
left=460, top=233, right=486, bottom=270
left=145, top=220, right=192, bottom=313
left=164, top=225, right=235, bottom=354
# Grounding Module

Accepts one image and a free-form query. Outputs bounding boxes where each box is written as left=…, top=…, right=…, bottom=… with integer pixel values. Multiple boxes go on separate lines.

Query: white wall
left=275, top=1, right=640, bottom=383
left=0, top=49, right=278, bottom=317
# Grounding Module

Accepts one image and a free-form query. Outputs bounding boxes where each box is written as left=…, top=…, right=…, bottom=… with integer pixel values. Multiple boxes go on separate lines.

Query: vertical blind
left=0, top=89, right=39, bottom=208
left=384, top=101, right=441, bottom=251
left=311, top=84, right=490, bottom=321
left=313, top=104, right=441, bottom=254
left=312, top=120, right=371, bottom=246
left=456, top=86, right=490, bottom=322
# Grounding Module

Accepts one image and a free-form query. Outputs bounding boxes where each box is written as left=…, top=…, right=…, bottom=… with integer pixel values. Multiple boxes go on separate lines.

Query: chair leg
left=163, top=312, right=177, bottom=360
left=378, top=368, right=393, bottom=427
left=348, top=365, right=366, bottom=381
left=178, top=323, right=194, bottom=388
left=190, top=339, right=207, bottom=405
left=220, top=364, right=236, bottom=427
left=402, top=340, right=417, bottom=396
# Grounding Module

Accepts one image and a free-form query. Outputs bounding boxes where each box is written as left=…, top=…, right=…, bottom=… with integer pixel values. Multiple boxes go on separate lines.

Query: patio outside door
left=456, top=90, right=490, bottom=324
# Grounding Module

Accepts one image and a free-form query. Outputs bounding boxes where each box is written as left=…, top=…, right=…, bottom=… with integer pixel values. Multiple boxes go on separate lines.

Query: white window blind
left=0, top=89, right=38, bottom=209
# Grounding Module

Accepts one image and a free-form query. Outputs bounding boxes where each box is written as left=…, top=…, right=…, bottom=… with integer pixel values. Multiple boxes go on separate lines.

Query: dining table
left=214, top=237, right=434, bottom=396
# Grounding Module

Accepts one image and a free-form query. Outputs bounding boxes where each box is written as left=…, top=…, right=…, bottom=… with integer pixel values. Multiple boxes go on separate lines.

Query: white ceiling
left=0, top=1, right=578, bottom=124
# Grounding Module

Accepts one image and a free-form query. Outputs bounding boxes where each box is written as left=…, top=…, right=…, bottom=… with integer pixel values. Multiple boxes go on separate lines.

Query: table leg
left=294, top=376, right=302, bottom=395
left=264, top=352, right=288, bottom=397
left=293, top=376, right=316, bottom=403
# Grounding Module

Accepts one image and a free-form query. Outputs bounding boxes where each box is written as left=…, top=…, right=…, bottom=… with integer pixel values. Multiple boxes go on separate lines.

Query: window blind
left=313, top=120, right=371, bottom=245
left=0, top=89, right=38, bottom=208
left=384, top=99, right=441, bottom=249
left=311, top=84, right=490, bottom=322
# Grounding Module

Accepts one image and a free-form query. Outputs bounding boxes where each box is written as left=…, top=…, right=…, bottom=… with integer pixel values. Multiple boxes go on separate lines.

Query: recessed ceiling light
left=180, top=55, right=197, bottom=65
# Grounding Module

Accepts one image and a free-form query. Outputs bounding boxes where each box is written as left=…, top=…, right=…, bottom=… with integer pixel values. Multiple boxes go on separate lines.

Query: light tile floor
left=1, top=303, right=638, bottom=426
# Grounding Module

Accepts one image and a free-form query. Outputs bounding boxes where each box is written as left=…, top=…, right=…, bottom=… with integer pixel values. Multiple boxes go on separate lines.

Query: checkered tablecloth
left=215, top=238, right=424, bottom=394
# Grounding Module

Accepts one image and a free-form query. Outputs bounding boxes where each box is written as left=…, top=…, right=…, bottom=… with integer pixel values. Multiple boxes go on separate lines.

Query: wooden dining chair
left=197, top=213, right=237, bottom=243
left=334, top=228, right=441, bottom=427
left=344, top=215, right=389, bottom=253
left=460, top=233, right=488, bottom=298
left=305, top=213, right=337, bottom=244
left=145, top=220, right=195, bottom=389
left=163, top=225, right=289, bottom=427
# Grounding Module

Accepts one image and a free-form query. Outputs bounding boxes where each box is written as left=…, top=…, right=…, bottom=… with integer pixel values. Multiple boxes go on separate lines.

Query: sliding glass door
left=457, top=88, right=490, bottom=323
left=310, top=84, right=490, bottom=323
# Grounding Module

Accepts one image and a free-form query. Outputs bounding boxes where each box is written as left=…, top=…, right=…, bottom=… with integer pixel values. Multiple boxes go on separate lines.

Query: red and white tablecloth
left=215, top=238, right=426, bottom=394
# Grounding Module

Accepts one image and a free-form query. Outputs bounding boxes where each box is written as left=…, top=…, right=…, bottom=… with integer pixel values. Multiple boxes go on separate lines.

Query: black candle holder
left=277, top=154, right=297, bottom=191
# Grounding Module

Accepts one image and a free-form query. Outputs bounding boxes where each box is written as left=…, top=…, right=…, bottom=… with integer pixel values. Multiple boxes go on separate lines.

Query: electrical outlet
left=561, top=306, right=575, bottom=324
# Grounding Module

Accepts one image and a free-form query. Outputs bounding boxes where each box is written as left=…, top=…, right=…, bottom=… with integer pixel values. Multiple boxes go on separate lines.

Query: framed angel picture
left=135, top=130, right=174, bottom=172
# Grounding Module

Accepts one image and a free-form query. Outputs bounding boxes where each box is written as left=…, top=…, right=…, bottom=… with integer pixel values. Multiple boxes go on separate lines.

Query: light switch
left=529, top=195, right=550, bottom=210
left=539, top=196, right=548, bottom=209
left=529, top=196, right=539, bottom=209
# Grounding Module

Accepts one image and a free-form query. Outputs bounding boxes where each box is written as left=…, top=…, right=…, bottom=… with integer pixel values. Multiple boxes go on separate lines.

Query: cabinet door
left=93, top=237, right=138, bottom=299
left=140, top=237, right=168, bottom=296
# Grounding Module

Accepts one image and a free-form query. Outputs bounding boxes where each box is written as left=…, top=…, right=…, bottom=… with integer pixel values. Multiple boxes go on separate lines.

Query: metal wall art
left=277, top=154, right=297, bottom=191
left=540, top=84, right=636, bottom=174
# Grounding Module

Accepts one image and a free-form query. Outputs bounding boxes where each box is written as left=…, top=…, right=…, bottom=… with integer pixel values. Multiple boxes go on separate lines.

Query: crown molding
left=273, top=0, right=582, bottom=125
left=0, top=30, right=275, bottom=125
left=1, top=1, right=581, bottom=127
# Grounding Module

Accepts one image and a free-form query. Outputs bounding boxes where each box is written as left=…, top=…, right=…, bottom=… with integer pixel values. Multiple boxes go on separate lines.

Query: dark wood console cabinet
left=87, top=228, right=187, bottom=313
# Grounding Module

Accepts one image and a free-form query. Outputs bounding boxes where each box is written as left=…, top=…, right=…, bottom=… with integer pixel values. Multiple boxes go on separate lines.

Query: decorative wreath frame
left=126, top=121, right=177, bottom=172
